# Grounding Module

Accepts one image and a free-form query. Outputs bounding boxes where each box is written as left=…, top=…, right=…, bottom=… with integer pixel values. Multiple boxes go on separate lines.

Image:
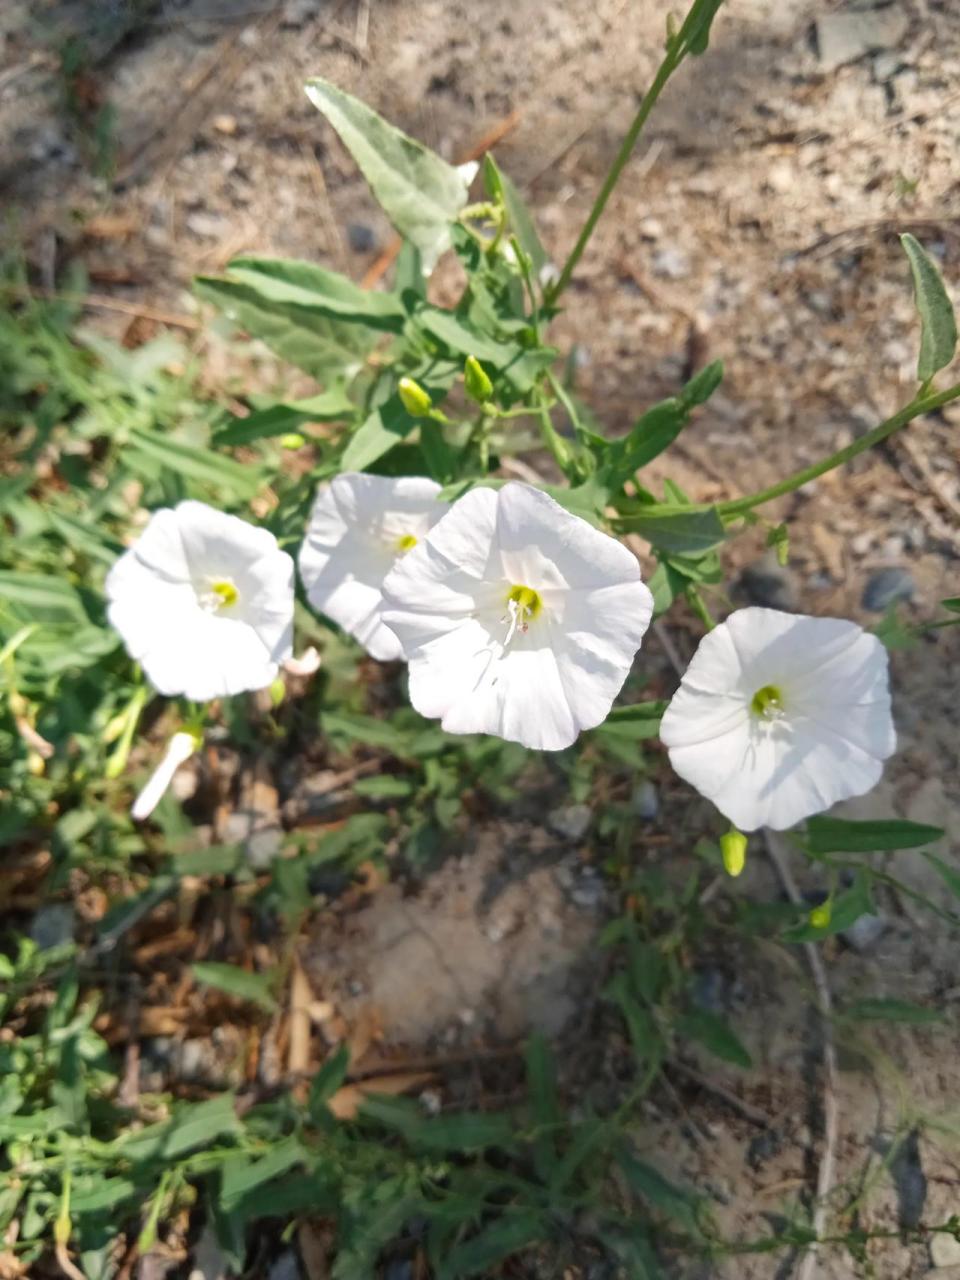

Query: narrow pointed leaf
left=901, top=233, right=957, bottom=382
left=305, top=78, right=474, bottom=272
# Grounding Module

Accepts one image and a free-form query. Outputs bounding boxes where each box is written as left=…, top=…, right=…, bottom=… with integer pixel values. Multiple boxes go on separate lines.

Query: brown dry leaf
left=288, top=959, right=313, bottom=1080
left=134, top=928, right=195, bottom=964
left=809, top=522, right=846, bottom=583
left=136, top=1007, right=187, bottom=1038
left=346, top=1004, right=382, bottom=1069
left=81, top=213, right=139, bottom=239
left=326, top=1072, right=435, bottom=1121
left=0, top=1251, right=26, bottom=1279
left=297, top=1222, right=333, bottom=1280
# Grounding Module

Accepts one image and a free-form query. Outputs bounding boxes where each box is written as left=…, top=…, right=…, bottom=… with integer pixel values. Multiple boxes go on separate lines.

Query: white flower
left=659, top=607, right=896, bottom=832
left=106, top=500, right=294, bottom=701
left=298, top=473, right=448, bottom=661
left=131, top=731, right=199, bottom=821
left=380, top=482, right=654, bottom=751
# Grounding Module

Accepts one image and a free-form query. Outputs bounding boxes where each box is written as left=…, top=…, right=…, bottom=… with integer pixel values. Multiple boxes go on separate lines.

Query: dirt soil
left=4, top=1, right=960, bottom=1277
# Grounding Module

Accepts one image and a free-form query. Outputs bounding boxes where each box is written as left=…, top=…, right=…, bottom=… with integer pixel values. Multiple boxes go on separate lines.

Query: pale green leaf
left=304, top=77, right=474, bottom=272
left=901, top=233, right=958, bottom=383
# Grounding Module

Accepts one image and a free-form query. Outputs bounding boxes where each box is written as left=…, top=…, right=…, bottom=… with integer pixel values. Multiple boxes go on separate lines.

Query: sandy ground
left=4, top=1, right=960, bottom=1276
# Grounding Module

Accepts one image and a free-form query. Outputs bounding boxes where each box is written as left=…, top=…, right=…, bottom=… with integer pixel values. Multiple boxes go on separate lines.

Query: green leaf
left=901, top=233, right=958, bottom=383
left=616, top=1150, right=701, bottom=1233
left=118, top=1095, right=241, bottom=1161
left=676, top=1007, right=752, bottom=1068
left=341, top=395, right=417, bottom=472
left=169, top=845, right=244, bottom=877
left=305, top=78, right=474, bottom=272
left=844, top=997, right=943, bottom=1025
left=921, top=852, right=960, bottom=901
left=438, top=1212, right=547, bottom=1279
left=594, top=701, right=666, bottom=742
left=0, top=573, right=87, bottom=625
left=195, top=275, right=376, bottom=379
left=805, top=816, right=944, bottom=854
left=192, top=962, right=279, bottom=1012
left=353, top=775, right=414, bottom=799
left=360, top=1095, right=515, bottom=1152
left=213, top=388, right=354, bottom=447
left=220, top=1136, right=308, bottom=1211
left=127, top=428, right=262, bottom=498
left=308, top=1044, right=350, bottom=1119
left=526, top=1032, right=559, bottom=1178
left=225, top=256, right=405, bottom=327
left=71, top=1177, right=140, bottom=1216
left=942, top=596, right=960, bottom=614
left=485, top=154, right=548, bottom=277
left=683, top=0, right=724, bottom=54
left=619, top=505, right=726, bottom=556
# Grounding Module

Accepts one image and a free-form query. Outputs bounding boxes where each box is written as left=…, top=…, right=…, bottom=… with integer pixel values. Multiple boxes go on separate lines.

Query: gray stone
left=547, top=804, right=592, bottom=841
left=738, top=553, right=798, bottom=611
left=872, top=50, right=904, bottom=81
left=569, top=871, right=606, bottom=910
left=29, top=903, right=75, bottom=951
left=266, top=1252, right=299, bottom=1280
left=814, top=8, right=910, bottom=73
left=840, top=912, right=887, bottom=953
left=631, top=779, right=660, bottom=821
left=246, top=824, right=283, bottom=869
left=931, top=1231, right=960, bottom=1269
left=861, top=566, right=916, bottom=612
left=651, top=246, right=690, bottom=280
left=187, top=1226, right=228, bottom=1280
left=347, top=222, right=378, bottom=253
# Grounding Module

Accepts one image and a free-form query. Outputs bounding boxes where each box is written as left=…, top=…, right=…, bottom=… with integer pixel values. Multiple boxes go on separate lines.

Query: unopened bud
left=280, top=432, right=306, bottom=450
left=809, top=901, right=832, bottom=930
left=268, top=677, right=285, bottom=707
left=464, top=356, right=493, bottom=405
left=27, top=751, right=45, bottom=777
left=398, top=377, right=432, bottom=417
left=720, top=828, right=747, bottom=878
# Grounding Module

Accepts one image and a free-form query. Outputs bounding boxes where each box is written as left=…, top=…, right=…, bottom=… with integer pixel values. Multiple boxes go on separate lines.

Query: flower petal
left=299, top=473, right=446, bottom=660
left=496, top=483, right=644, bottom=592
left=661, top=608, right=896, bottom=831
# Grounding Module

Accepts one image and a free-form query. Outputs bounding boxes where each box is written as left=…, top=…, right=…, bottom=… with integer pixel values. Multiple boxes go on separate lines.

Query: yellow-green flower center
left=395, top=533, right=418, bottom=553
left=751, top=684, right=783, bottom=718
left=506, top=584, right=542, bottom=619
left=211, top=579, right=239, bottom=609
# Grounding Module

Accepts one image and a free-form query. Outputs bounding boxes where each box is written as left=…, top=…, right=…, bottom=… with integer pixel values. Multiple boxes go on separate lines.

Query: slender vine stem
left=615, top=380, right=960, bottom=525
left=547, top=48, right=683, bottom=303
left=717, top=380, right=960, bottom=517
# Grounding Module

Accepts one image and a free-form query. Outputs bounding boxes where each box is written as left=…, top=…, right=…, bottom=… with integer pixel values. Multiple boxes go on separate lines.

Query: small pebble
left=631, top=779, right=660, bottom=821
left=547, top=804, right=592, bottom=841
left=738, top=553, right=798, bottom=611
left=840, top=912, right=887, bottom=953
left=347, top=222, right=378, bottom=253
left=29, top=904, right=75, bottom=950
left=861, top=566, right=915, bottom=612
left=266, top=1253, right=299, bottom=1280
left=651, top=246, right=690, bottom=280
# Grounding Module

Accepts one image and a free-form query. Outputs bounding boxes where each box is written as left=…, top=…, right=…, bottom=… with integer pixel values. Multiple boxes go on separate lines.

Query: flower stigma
left=750, top=683, right=784, bottom=719
left=502, top=584, right=543, bottom=647
left=199, top=578, right=239, bottom=612
left=395, top=533, right=418, bottom=553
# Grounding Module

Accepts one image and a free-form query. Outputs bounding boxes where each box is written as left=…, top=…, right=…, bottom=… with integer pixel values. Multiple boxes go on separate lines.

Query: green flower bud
left=269, top=677, right=285, bottom=707
left=398, top=377, right=432, bottom=417
left=720, top=828, right=747, bottom=878
left=280, top=432, right=306, bottom=449
left=809, top=901, right=832, bottom=930
left=464, top=355, right=493, bottom=405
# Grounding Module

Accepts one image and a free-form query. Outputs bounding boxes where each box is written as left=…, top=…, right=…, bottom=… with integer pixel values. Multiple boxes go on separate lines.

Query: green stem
left=717, top=381, right=960, bottom=517
left=547, top=46, right=684, bottom=303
